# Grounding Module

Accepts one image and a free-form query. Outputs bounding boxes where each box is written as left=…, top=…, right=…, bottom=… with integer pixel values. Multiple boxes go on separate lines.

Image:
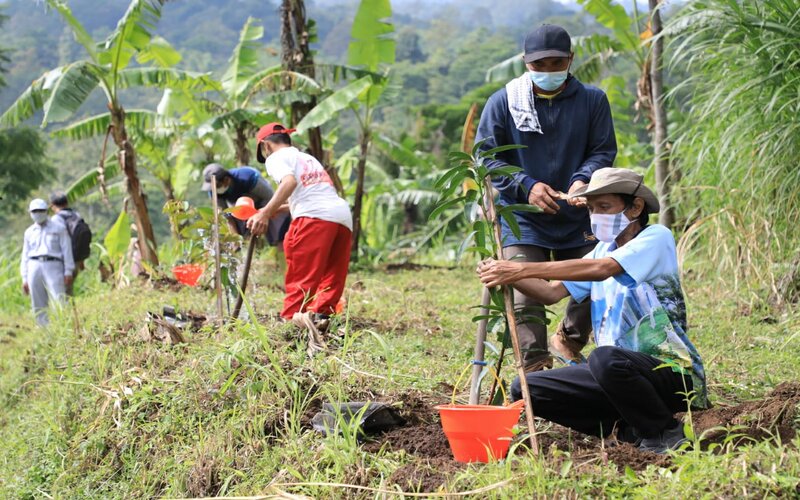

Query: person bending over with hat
left=476, top=24, right=618, bottom=371
left=477, top=168, right=707, bottom=454
left=201, top=163, right=290, bottom=246
left=246, top=123, right=352, bottom=329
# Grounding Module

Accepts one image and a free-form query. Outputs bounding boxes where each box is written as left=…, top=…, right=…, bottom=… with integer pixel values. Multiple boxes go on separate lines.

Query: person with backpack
left=50, top=192, right=92, bottom=295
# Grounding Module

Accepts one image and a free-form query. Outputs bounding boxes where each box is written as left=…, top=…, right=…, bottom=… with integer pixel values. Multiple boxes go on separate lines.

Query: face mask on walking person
left=529, top=69, right=569, bottom=92
left=590, top=211, right=631, bottom=243
left=30, top=211, right=47, bottom=225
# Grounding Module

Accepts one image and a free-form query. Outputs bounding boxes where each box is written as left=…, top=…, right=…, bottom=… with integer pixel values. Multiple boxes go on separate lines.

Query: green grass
left=1, top=260, right=800, bottom=498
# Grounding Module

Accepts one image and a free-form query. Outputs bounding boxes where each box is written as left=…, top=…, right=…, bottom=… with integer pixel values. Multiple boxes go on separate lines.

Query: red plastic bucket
left=172, top=264, right=204, bottom=286
left=435, top=401, right=524, bottom=462
left=230, top=196, right=258, bottom=221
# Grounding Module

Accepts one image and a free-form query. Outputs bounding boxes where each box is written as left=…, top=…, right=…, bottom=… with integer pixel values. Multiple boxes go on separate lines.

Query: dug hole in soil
left=360, top=382, right=800, bottom=487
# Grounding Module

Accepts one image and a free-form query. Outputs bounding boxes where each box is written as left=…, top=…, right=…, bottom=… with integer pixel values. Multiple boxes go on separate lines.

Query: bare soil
left=362, top=383, right=800, bottom=484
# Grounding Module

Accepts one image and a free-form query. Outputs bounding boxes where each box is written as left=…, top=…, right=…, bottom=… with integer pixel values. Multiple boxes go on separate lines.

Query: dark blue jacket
left=209, top=166, right=271, bottom=208
left=476, top=76, right=617, bottom=249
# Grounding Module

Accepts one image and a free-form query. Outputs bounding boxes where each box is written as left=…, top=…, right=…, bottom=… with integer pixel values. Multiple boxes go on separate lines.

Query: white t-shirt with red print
left=264, top=146, right=353, bottom=231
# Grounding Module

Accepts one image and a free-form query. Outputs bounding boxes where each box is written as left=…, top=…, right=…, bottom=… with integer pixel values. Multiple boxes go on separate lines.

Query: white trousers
left=27, top=260, right=66, bottom=326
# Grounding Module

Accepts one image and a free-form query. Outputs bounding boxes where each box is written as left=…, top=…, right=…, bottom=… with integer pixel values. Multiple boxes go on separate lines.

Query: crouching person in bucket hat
left=477, top=168, right=708, bottom=454
left=246, top=123, right=352, bottom=335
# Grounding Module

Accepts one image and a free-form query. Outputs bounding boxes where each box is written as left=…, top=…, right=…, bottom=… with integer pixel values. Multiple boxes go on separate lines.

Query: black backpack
left=58, top=209, right=92, bottom=262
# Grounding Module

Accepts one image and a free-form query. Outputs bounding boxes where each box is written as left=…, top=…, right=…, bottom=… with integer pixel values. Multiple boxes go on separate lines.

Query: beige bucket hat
left=569, top=168, right=660, bottom=213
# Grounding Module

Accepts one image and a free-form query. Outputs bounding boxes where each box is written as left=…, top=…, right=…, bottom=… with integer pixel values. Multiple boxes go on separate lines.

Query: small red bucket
left=434, top=401, right=524, bottom=462
left=172, top=264, right=204, bottom=287
left=230, top=196, right=258, bottom=221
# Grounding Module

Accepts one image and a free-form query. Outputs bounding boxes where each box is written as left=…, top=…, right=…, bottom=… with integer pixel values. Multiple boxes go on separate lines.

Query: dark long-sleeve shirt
left=475, top=76, right=617, bottom=249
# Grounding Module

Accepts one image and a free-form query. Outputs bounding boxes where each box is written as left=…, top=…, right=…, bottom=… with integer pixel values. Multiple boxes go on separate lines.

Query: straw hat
left=569, top=168, right=660, bottom=213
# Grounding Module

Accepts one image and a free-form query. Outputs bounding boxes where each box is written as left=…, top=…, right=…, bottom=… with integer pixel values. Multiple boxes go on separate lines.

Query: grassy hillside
left=2, top=261, right=800, bottom=498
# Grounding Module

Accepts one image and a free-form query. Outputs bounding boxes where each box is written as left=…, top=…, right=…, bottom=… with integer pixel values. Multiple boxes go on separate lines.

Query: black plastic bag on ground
left=311, top=402, right=406, bottom=438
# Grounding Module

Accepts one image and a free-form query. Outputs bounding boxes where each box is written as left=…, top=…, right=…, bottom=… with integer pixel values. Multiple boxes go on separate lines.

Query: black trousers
left=511, top=346, right=693, bottom=438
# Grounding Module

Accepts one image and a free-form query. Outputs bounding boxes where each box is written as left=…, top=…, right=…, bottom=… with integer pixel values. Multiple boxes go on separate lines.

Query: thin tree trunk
left=649, top=0, right=674, bottom=228
left=234, top=125, right=250, bottom=166
left=280, top=0, right=344, bottom=195
left=110, top=106, right=159, bottom=267
left=351, top=132, right=370, bottom=262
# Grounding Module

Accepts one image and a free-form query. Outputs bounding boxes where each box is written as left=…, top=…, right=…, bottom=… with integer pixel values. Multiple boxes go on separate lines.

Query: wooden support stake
left=483, top=178, right=539, bottom=455
left=233, top=234, right=258, bottom=320
left=210, top=175, right=224, bottom=328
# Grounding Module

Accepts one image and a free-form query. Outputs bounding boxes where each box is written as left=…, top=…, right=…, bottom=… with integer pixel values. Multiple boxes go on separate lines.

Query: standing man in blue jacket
left=475, top=24, right=617, bottom=371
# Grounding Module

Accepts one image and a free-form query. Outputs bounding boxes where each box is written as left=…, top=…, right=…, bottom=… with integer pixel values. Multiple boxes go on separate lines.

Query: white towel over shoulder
left=506, top=74, right=543, bottom=134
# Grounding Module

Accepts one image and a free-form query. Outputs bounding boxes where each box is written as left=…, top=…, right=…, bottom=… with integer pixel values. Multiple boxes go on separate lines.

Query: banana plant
left=0, top=0, right=216, bottom=267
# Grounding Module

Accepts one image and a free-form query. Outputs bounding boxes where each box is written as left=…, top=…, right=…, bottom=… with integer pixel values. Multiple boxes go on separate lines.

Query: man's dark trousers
left=511, top=346, right=693, bottom=438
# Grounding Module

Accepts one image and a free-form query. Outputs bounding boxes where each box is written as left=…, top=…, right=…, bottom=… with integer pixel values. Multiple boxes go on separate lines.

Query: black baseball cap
left=523, top=24, right=572, bottom=63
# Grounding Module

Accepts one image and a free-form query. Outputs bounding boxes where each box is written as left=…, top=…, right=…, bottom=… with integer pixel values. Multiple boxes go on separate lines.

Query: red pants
left=281, top=217, right=352, bottom=319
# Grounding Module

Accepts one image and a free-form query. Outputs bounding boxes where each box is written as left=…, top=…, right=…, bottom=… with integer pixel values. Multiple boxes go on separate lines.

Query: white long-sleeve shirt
left=21, top=219, right=75, bottom=282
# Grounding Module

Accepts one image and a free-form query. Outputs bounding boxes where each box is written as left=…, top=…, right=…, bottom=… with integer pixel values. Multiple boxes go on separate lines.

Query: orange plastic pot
left=172, top=264, right=204, bottom=287
left=230, top=196, right=258, bottom=221
left=435, top=401, right=524, bottom=463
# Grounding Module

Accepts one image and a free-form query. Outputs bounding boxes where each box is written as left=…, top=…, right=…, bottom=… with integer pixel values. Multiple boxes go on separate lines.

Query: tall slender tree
left=280, top=0, right=344, bottom=194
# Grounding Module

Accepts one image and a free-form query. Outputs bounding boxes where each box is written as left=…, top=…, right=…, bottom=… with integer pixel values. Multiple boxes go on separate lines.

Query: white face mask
left=30, top=212, right=48, bottom=224
left=216, top=184, right=229, bottom=195
left=590, top=211, right=631, bottom=243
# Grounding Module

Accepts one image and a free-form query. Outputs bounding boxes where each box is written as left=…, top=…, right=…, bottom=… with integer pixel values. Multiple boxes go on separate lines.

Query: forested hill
left=0, top=0, right=578, bottom=113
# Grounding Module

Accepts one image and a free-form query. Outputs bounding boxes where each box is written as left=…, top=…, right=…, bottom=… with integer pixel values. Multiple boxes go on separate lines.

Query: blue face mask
left=529, top=70, right=569, bottom=92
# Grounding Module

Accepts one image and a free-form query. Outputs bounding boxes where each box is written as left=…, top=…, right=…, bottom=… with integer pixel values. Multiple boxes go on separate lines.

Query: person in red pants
left=246, top=123, right=352, bottom=336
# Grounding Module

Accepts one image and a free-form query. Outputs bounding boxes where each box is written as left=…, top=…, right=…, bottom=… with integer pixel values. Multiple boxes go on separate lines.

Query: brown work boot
left=523, top=356, right=553, bottom=373
left=549, top=328, right=587, bottom=365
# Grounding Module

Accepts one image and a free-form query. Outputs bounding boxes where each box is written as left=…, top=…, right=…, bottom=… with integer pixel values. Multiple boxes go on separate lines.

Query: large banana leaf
left=0, top=69, right=51, bottom=126
left=295, top=76, right=372, bottom=134
left=206, top=109, right=277, bottom=132
left=117, top=67, right=219, bottom=92
left=314, top=63, right=383, bottom=87
left=171, top=148, right=196, bottom=199
left=104, top=208, right=131, bottom=262
left=242, top=68, right=323, bottom=105
left=98, top=0, right=165, bottom=71
left=42, top=60, right=103, bottom=126
left=347, top=0, right=395, bottom=72
left=578, top=0, right=643, bottom=62
left=66, top=158, right=121, bottom=202
left=80, top=180, right=130, bottom=204
left=45, top=0, right=97, bottom=61
left=51, top=109, right=156, bottom=140
left=156, top=88, right=214, bottom=126
left=135, top=35, right=182, bottom=68
left=222, top=17, right=264, bottom=99
left=373, top=134, right=427, bottom=169
left=572, top=34, right=624, bottom=83
left=485, top=53, right=525, bottom=83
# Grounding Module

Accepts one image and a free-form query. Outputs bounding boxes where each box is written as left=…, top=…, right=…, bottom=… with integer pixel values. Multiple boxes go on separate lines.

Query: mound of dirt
left=363, top=383, right=800, bottom=477
left=691, top=382, right=800, bottom=444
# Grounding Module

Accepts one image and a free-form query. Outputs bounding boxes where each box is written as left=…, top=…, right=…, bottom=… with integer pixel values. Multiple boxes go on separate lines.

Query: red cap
left=255, top=122, right=296, bottom=163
